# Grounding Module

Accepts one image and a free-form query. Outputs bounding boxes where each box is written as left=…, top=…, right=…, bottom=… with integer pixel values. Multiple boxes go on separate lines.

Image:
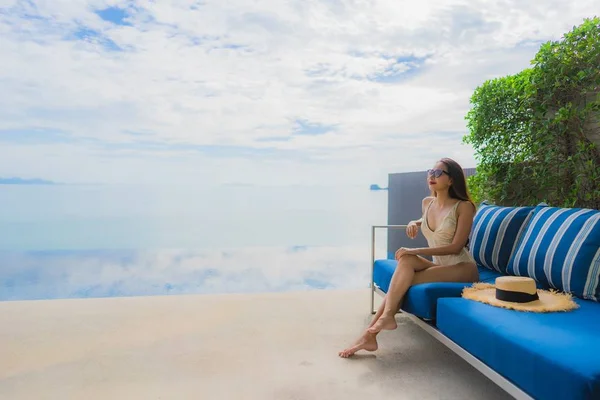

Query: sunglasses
left=427, top=168, right=450, bottom=178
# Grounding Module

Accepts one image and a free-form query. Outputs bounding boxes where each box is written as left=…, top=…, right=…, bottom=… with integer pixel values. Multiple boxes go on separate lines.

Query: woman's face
left=427, top=161, right=452, bottom=191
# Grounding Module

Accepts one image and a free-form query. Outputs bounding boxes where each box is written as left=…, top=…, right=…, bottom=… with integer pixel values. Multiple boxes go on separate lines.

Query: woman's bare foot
left=367, top=315, right=397, bottom=333
left=338, top=331, right=378, bottom=358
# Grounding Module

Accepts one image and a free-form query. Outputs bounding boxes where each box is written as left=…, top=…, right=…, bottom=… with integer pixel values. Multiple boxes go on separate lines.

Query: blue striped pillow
left=468, top=202, right=535, bottom=274
left=506, top=205, right=600, bottom=301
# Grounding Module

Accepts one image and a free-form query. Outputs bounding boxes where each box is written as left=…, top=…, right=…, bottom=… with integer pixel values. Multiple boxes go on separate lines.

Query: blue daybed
left=371, top=202, right=600, bottom=400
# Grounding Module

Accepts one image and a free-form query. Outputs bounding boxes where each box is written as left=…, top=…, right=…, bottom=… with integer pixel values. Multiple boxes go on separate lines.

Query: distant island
left=370, top=184, right=388, bottom=191
left=0, top=177, right=58, bottom=185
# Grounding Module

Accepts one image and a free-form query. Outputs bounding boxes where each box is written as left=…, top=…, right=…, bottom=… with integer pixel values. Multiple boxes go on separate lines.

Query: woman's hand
left=406, top=220, right=419, bottom=239
left=395, top=247, right=417, bottom=260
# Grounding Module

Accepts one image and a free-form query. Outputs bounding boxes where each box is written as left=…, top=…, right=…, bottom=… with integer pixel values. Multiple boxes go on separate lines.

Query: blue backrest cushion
left=468, top=201, right=535, bottom=274
left=506, top=205, right=600, bottom=301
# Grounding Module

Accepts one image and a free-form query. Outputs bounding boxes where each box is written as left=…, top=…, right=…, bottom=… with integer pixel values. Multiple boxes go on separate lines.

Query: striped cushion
left=468, top=202, right=535, bottom=274
left=506, top=205, right=600, bottom=301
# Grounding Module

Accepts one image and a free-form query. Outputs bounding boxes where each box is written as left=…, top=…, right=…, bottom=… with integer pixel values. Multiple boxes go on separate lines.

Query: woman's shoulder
left=421, top=196, right=435, bottom=207
left=421, top=196, right=435, bottom=212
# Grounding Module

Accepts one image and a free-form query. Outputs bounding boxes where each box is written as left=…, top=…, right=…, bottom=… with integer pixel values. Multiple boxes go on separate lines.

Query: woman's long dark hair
left=431, top=157, right=475, bottom=210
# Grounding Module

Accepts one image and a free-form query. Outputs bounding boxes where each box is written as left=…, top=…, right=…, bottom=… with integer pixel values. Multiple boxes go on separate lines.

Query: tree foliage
left=464, top=17, right=600, bottom=209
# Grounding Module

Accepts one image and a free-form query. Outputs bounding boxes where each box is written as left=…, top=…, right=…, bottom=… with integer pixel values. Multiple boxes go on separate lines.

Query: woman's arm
left=411, top=217, right=423, bottom=227
left=412, top=201, right=475, bottom=256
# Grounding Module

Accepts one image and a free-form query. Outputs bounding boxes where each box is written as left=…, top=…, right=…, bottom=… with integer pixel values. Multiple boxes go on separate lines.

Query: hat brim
left=462, top=283, right=579, bottom=313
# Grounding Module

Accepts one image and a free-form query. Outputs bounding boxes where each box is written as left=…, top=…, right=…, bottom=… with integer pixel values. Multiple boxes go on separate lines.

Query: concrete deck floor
left=0, top=289, right=512, bottom=400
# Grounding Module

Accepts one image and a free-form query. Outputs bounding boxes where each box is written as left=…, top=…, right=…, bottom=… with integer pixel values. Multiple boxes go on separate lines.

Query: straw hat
left=462, top=276, right=579, bottom=312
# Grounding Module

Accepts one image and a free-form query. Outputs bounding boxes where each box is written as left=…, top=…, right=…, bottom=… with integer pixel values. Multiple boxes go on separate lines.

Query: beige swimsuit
left=421, top=198, right=476, bottom=266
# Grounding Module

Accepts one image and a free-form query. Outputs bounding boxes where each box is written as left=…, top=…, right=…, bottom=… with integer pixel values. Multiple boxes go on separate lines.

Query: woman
left=339, top=158, right=479, bottom=358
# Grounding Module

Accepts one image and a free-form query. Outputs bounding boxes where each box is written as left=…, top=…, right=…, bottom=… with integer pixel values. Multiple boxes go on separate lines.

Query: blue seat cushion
left=437, top=297, right=600, bottom=400
left=506, top=205, right=600, bottom=302
left=468, top=202, right=535, bottom=274
left=401, top=282, right=470, bottom=320
left=373, top=260, right=503, bottom=320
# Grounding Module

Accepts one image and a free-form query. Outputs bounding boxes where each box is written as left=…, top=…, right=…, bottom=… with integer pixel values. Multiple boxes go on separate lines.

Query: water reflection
left=0, top=245, right=374, bottom=301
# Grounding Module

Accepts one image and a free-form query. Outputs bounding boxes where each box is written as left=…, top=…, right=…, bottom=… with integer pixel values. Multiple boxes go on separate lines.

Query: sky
left=0, top=0, right=596, bottom=186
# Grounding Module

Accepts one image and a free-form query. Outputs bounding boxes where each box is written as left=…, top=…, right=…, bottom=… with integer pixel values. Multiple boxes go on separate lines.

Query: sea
left=0, top=184, right=389, bottom=301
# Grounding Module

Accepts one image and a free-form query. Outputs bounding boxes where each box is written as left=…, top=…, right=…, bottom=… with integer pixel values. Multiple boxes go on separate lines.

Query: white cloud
left=0, top=245, right=379, bottom=300
left=0, top=0, right=596, bottom=184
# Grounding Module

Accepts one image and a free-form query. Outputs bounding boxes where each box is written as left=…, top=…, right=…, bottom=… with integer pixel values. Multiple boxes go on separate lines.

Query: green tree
left=464, top=17, right=600, bottom=209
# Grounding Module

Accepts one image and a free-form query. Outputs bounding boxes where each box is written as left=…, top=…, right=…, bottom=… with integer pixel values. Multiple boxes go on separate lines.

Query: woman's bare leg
left=367, top=261, right=478, bottom=334
left=368, top=297, right=387, bottom=328
left=337, top=299, right=389, bottom=358
left=367, top=255, right=435, bottom=333
left=368, top=255, right=436, bottom=327
left=338, top=255, right=434, bottom=358
left=412, top=262, right=479, bottom=285
left=339, top=260, right=479, bottom=358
